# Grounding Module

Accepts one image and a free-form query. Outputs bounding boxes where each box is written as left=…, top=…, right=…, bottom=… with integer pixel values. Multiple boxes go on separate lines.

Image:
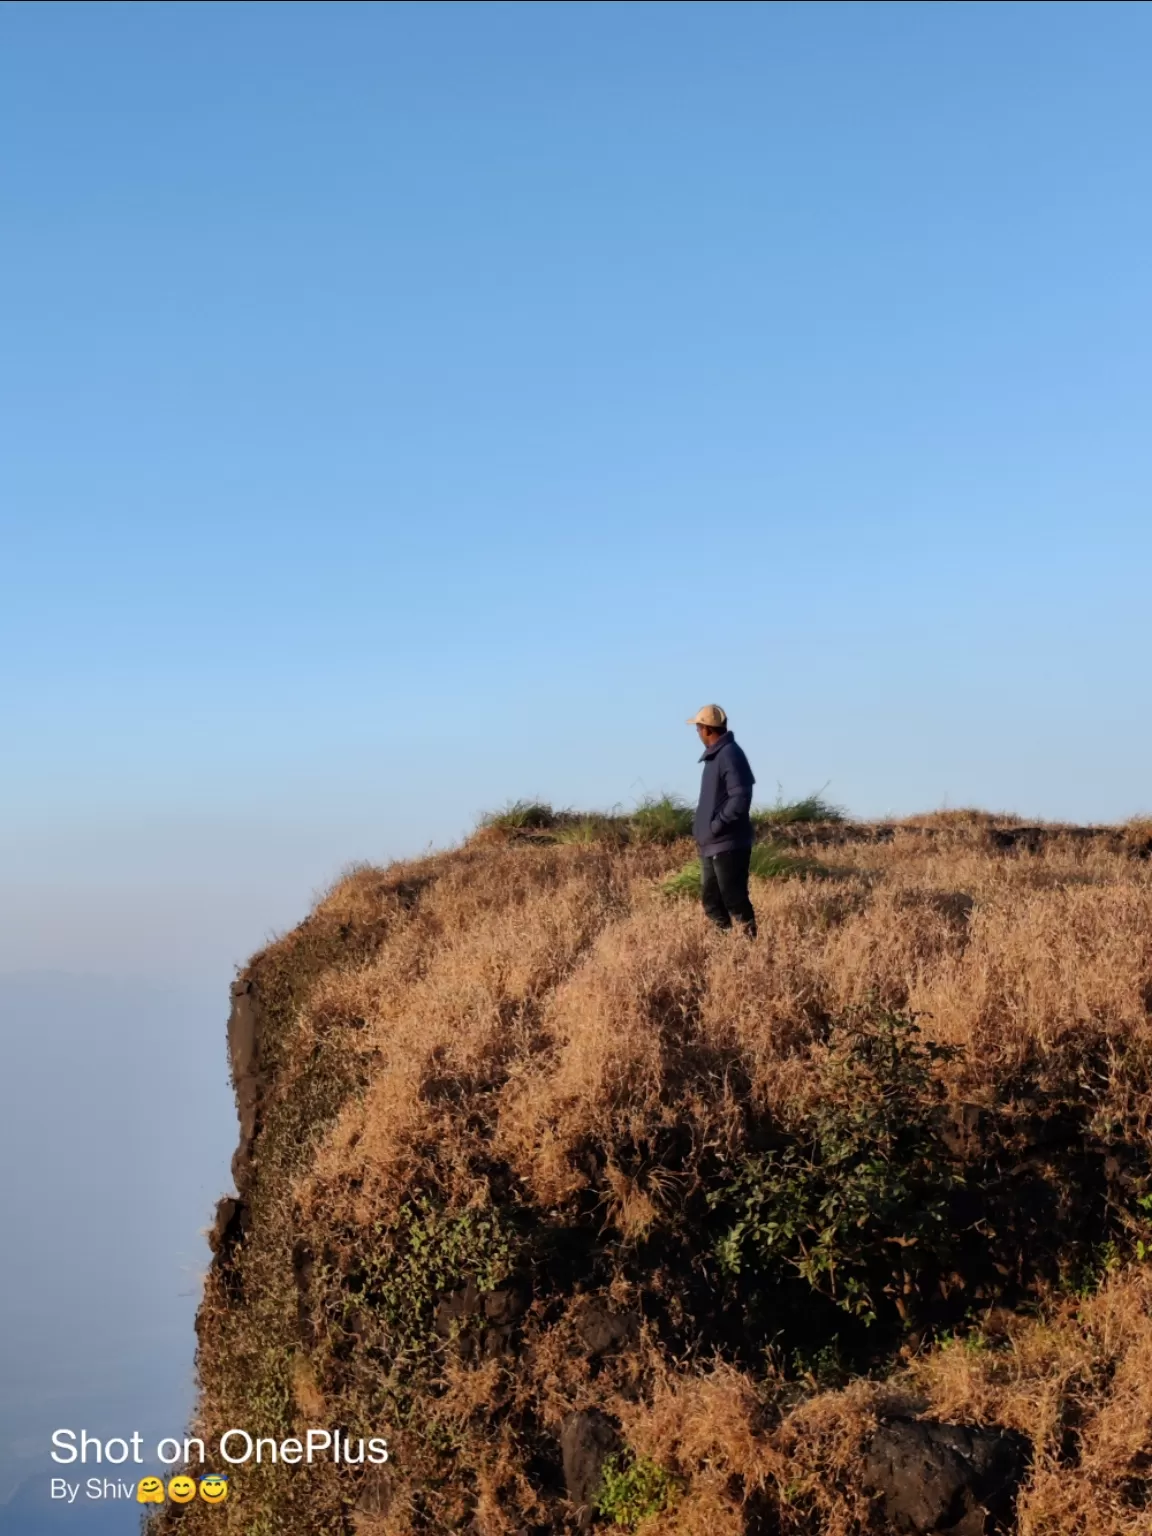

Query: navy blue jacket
left=693, top=732, right=756, bottom=856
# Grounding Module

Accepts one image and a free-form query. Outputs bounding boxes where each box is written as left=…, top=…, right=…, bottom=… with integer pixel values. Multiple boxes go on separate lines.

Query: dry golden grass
left=163, top=816, right=1152, bottom=1535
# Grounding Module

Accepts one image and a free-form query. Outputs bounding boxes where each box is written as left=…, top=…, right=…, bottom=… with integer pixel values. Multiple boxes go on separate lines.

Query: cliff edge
left=154, top=814, right=1152, bottom=1535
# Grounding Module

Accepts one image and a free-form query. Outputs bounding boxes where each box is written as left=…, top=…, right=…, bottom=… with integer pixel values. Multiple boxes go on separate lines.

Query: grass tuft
left=627, top=794, right=694, bottom=844
left=478, top=799, right=557, bottom=832
left=752, top=787, right=847, bottom=827
left=661, top=841, right=827, bottom=897
left=554, top=814, right=626, bottom=845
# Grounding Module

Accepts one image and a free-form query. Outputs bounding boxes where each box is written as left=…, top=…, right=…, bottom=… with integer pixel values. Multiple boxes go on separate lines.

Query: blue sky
left=4, top=0, right=1152, bottom=978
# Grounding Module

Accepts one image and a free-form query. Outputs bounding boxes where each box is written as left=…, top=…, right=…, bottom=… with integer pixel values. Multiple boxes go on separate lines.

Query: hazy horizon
left=0, top=973, right=234, bottom=1516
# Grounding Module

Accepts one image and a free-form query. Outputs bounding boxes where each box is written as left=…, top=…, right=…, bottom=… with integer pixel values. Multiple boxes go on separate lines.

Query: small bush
left=708, top=1011, right=959, bottom=1327
left=628, top=794, right=694, bottom=844
left=595, top=1453, right=682, bottom=1529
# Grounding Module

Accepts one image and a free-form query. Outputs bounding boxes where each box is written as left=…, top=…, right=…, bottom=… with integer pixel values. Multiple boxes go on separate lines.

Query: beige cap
left=686, top=704, right=727, bottom=728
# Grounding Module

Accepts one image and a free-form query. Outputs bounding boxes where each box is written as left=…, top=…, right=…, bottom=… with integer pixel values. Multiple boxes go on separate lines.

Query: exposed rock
left=574, top=1300, right=640, bottom=1357
left=484, top=1279, right=531, bottom=1324
left=987, top=827, right=1045, bottom=854
left=863, top=1418, right=1029, bottom=1533
left=985, top=824, right=1129, bottom=856
left=482, top=1324, right=516, bottom=1359
left=227, top=975, right=263, bottom=1193
left=560, top=1409, right=618, bottom=1530
left=208, top=1195, right=243, bottom=1256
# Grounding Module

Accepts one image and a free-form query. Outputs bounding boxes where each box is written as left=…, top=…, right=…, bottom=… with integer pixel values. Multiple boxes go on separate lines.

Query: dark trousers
left=700, top=847, right=757, bottom=935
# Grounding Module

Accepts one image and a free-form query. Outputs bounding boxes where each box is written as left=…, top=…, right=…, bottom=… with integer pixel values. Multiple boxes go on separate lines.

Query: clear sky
left=4, top=0, right=1152, bottom=978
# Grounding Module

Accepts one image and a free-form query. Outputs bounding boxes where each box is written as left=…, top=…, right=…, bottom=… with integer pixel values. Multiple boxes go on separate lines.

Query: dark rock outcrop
left=560, top=1409, right=619, bottom=1530
left=226, top=974, right=264, bottom=1194
left=485, top=1278, right=532, bottom=1325
left=574, top=1300, right=640, bottom=1358
left=862, top=1418, right=1029, bottom=1534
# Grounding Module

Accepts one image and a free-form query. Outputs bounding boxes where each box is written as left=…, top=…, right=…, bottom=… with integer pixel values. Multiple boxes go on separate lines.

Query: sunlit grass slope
left=158, top=808, right=1152, bottom=1536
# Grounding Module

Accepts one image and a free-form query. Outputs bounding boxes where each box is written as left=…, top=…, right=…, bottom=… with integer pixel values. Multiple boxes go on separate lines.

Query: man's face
left=697, top=724, right=719, bottom=747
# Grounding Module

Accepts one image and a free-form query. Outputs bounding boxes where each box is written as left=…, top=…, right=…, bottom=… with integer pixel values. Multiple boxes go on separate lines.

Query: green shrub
left=661, top=842, right=825, bottom=897
left=338, top=1196, right=518, bottom=1369
left=789, top=1335, right=847, bottom=1389
left=660, top=859, right=704, bottom=898
left=628, top=794, right=694, bottom=844
left=708, top=1011, right=959, bottom=1326
left=1061, top=1238, right=1123, bottom=1298
left=595, top=1454, right=682, bottom=1529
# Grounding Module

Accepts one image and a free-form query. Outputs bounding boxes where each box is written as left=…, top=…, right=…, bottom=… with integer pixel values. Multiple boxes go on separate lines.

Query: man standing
left=687, top=704, right=757, bottom=937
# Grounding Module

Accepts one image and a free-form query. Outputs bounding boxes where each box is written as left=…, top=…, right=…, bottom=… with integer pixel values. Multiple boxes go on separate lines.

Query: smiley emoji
left=199, top=1473, right=229, bottom=1505
left=136, top=1477, right=165, bottom=1504
left=167, top=1474, right=197, bottom=1503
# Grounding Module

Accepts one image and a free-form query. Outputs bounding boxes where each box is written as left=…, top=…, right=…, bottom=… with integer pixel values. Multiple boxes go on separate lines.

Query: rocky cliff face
left=154, top=819, right=1152, bottom=1536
